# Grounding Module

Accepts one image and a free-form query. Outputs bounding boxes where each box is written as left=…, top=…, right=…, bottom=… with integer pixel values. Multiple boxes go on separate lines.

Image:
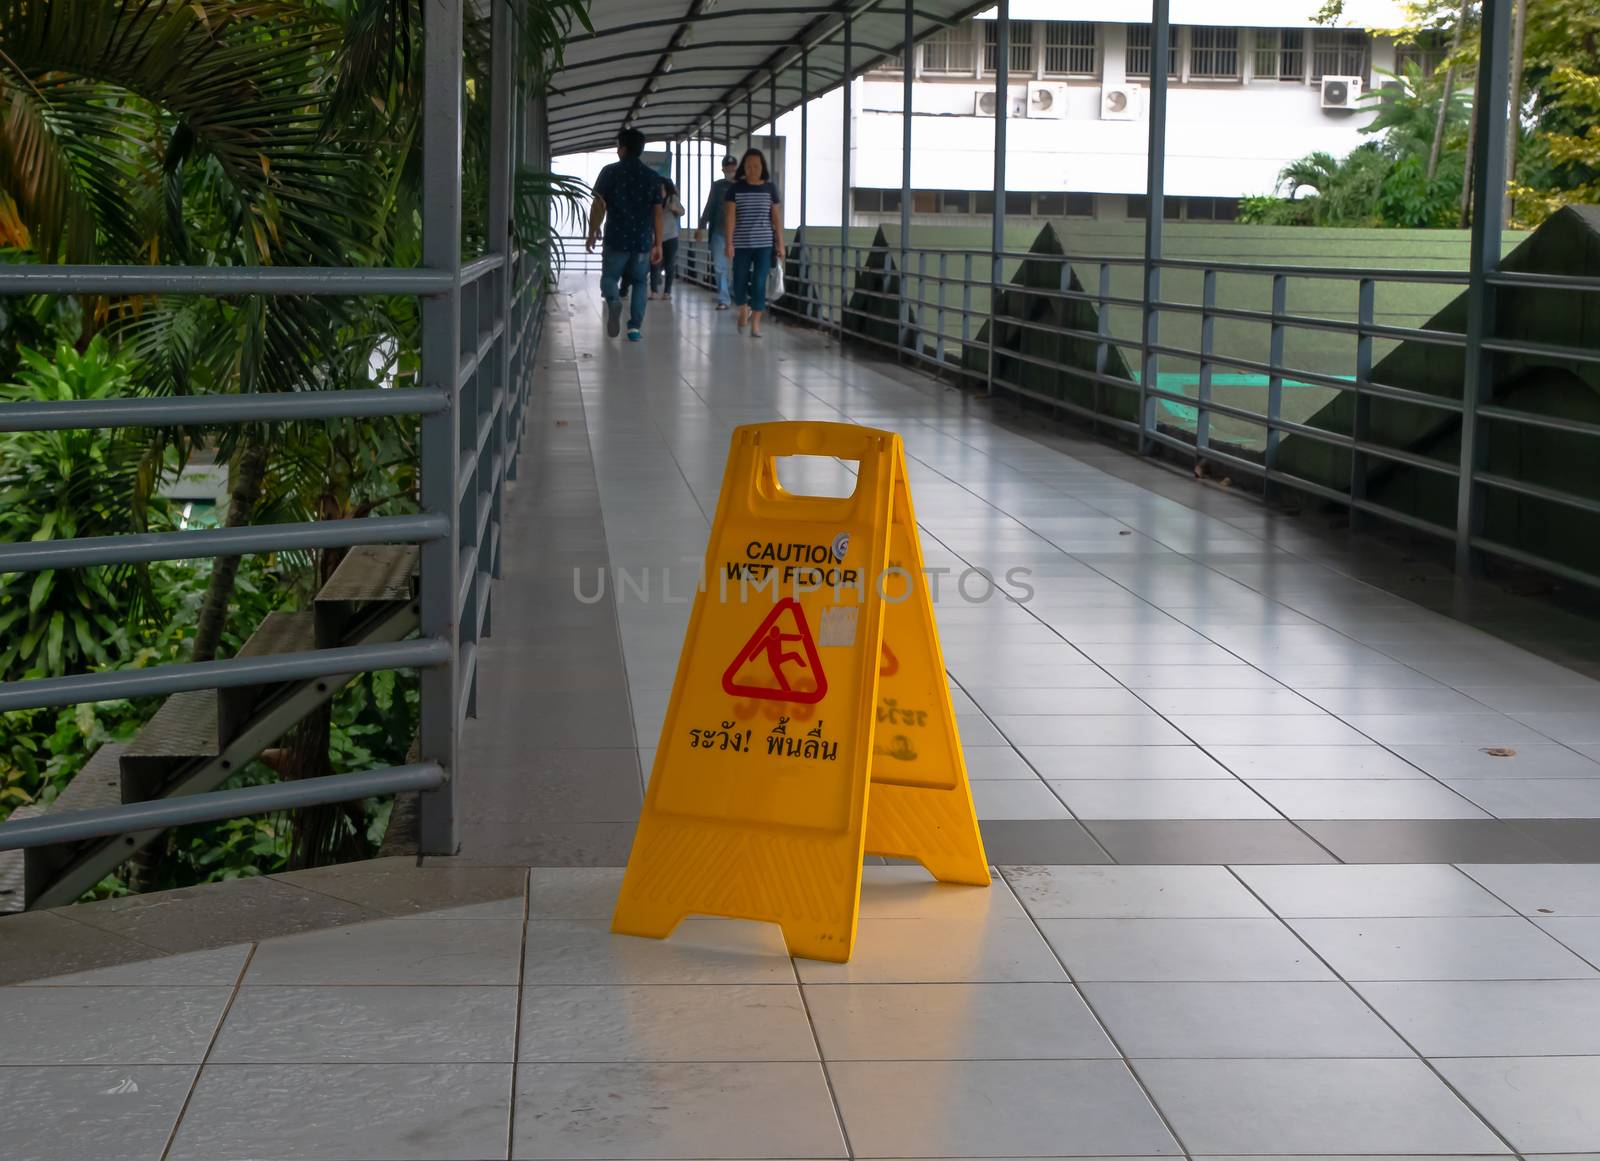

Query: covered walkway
left=6, top=277, right=1600, bottom=1158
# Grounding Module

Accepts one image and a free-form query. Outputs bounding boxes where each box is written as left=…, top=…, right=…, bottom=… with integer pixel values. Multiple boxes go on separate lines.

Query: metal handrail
left=696, top=233, right=1600, bottom=593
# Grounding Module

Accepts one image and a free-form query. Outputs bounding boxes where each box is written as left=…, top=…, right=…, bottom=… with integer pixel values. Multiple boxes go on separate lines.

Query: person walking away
left=724, top=148, right=784, bottom=339
left=650, top=178, right=684, bottom=301
left=586, top=127, right=663, bottom=342
left=696, top=155, right=738, bottom=310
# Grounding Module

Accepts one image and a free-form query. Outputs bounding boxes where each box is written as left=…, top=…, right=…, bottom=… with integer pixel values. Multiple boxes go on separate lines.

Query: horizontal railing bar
left=1480, top=333, right=1600, bottom=365
left=1486, top=270, right=1600, bottom=292
left=1471, top=534, right=1600, bottom=589
left=0, top=637, right=449, bottom=714
left=0, top=387, right=449, bottom=433
left=1476, top=404, right=1600, bottom=439
left=460, top=255, right=506, bottom=286
left=1474, top=470, right=1600, bottom=516
left=0, top=266, right=456, bottom=296
left=0, top=512, right=447, bottom=574
left=0, top=762, right=445, bottom=851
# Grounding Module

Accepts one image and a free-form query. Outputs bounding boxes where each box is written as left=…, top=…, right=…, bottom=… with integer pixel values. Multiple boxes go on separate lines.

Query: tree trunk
left=1503, top=0, right=1528, bottom=224
left=191, top=442, right=269, bottom=664
left=1458, top=86, right=1479, bottom=228
left=1427, top=0, right=1472, bottom=181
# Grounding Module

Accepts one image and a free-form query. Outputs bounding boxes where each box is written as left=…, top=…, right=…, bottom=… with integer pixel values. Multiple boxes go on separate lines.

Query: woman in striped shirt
left=723, top=148, right=785, bottom=339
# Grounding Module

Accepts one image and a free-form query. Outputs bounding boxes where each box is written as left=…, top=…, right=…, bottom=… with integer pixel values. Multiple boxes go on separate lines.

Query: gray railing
left=679, top=233, right=1600, bottom=591
left=0, top=0, right=551, bottom=883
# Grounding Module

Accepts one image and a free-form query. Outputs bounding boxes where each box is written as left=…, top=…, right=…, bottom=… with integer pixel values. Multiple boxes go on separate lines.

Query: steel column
left=1139, top=0, right=1171, bottom=453
left=899, top=0, right=914, bottom=355
left=840, top=13, right=853, bottom=340
left=486, top=0, right=513, bottom=602
left=800, top=50, right=809, bottom=244
left=988, top=0, right=1009, bottom=395
left=1457, top=0, right=1512, bottom=575
left=418, top=0, right=464, bottom=855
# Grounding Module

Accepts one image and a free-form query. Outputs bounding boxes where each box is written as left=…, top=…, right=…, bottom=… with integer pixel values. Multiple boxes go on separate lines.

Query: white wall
left=852, top=78, right=1381, bottom=199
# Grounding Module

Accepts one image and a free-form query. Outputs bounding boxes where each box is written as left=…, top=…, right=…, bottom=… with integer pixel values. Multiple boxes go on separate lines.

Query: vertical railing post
left=1457, top=0, right=1511, bottom=575
left=1095, top=261, right=1112, bottom=423
left=800, top=49, right=810, bottom=317
left=839, top=13, right=853, bottom=343
left=1263, top=272, right=1287, bottom=501
left=1351, top=276, right=1375, bottom=526
left=418, top=0, right=463, bottom=855
left=1196, top=268, right=1215, bottom=461
left=899, top=0, right=914, bottom=356
left=1139, top=0, right=1171, bottom=453
left=988, top=0, right=1009, bottom=396
left=937, top=251, right=948, bottom=364
left=962, top=251, right=973, bottom=350
left=486, top=0, right=512, bottom=599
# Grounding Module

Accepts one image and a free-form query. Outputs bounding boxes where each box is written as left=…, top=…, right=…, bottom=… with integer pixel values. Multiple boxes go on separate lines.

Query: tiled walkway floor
left=4, top=277, right=1600, bottom=1158
left=6, top=861, right=1600, bottom=1157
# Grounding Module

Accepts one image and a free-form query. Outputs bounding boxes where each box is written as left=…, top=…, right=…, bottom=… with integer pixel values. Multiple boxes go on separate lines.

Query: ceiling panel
left=549, top=0, right=991, bottom=153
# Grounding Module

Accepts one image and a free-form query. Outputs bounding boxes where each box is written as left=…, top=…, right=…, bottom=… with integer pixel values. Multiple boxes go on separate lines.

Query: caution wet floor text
left=612, top=421, right=987, bottom=963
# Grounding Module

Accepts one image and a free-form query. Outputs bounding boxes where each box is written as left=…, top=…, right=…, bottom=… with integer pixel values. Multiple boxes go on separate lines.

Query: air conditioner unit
left=1100, top=83, right=1142, bottom=121
left=1027, top=82, right=1069, bottom=119
left=1320, top=75, right=1363, bottom=110
left=973, top=89, right=1027, bottom=118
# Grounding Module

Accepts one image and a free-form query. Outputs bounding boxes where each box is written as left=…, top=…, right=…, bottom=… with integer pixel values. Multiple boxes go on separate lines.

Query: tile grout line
left=503, top=868, right=532, bottom=1160
left=1451, top=862, right=1600, bottom=975
left=1220, top=863, right=1527, bottom=1156
left=792, top=951, right=859, bottom=1160
left=994, top=865, right=1197, bottom=1161
left=156, top=942, right=257, bottom=1161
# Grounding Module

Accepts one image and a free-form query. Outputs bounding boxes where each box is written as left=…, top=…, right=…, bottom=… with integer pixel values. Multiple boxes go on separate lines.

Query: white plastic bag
left=766, top=258, right=786, bottom=303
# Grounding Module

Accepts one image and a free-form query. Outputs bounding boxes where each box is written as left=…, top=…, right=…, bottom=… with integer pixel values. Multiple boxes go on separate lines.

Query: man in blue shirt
left=695, top=155, right=738, bottom=309
left=586, top=128, right=664, bottom=341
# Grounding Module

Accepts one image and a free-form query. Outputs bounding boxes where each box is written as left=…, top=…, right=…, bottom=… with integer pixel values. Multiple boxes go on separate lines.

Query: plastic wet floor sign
left=612, top=421, right=987, bottom=962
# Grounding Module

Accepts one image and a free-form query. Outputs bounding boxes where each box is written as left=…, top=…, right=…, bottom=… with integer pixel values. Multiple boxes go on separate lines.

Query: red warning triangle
left=880, top=641, right=899, bottom=676
left=721, top=598, right=827, bottom=703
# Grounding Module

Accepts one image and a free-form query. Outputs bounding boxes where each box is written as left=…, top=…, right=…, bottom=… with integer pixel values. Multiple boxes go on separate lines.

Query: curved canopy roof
left=548, top=1, right=994, bottom=157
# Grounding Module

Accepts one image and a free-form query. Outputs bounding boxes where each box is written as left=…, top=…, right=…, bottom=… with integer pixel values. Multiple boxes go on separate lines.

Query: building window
left=984, top=20, right=1034, bottom=74
left=853, top=189, right=881, bottom=212
left=921, top=26, right=977, bottom=74
left=1005, top=191, right=1032, bottom=215
left=974, top=191, right=995, bottom=215
left=912, top=191, right=938, bottom=213
left=1127, top=24, right=1180, bottom=79
left=1126, top=194, right=1181, bottom=221
left=1253, top=29, right=1305, bottom=81
left=941, top=191, right=971, bottom=214
left=1394, top=30, right=1449, bottom=78
left=1185, top=197, right=1241, bottom=221
left=1188, top=27, right=1240, bottom=79
left=1312, top=29, right=1369, bottom=80
left=1035, top=192, right=1095, bottom=217
left=1042, top=22, right=1097, bottom=76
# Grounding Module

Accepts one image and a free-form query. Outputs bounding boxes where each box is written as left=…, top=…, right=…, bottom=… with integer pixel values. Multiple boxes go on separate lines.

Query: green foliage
left=0, top=0, right=588, bottom=898
left=0, top=338, right=168, bottom=681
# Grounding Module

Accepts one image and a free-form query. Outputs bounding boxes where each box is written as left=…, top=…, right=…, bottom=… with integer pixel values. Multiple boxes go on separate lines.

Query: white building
left=561, top=1, right=1435, bottom=229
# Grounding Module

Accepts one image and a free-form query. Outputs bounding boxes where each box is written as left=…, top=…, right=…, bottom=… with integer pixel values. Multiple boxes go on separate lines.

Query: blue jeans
left=710, top=237, right=732, bottom=305
left=600, top=249, right=649, bottom=330
left=732, top=247, right=773, bottom=314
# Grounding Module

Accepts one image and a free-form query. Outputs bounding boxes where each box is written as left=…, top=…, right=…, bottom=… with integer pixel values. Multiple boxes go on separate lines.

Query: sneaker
left=716, top=303, right=730, bottom=311
left=627, top=328, right=642, bottom=342
left=605, top=298, right=622, bottom=338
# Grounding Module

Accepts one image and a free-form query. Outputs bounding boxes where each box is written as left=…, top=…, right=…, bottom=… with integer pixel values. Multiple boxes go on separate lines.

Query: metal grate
left=1189, top=26, right=1240, bottom=79
left=1043, top=22, right=1096, bottom=76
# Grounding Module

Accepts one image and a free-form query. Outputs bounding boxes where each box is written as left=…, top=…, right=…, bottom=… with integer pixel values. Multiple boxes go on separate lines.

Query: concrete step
left=119, top=690, right=220, bottom=804
left=217, top=611, right=316, bottom=747
left=314, top=544, right=418, bottom=647
left=19, top=743, right=130, bottom=909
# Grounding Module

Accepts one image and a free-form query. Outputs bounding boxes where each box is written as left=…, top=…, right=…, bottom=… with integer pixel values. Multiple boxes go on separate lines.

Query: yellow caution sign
left=612, top=421, right=987, bottom=962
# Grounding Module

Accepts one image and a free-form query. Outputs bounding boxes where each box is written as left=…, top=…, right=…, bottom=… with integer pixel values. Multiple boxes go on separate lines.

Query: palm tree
left=0, top=0, right=591, bottom=879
